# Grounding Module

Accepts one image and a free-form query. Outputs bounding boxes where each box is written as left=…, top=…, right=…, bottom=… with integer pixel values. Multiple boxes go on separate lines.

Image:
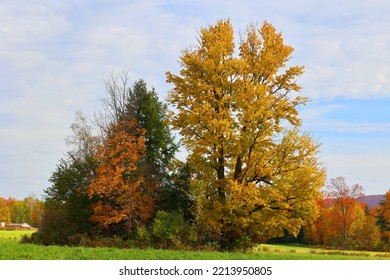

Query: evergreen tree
left=127, top=80, right=177, bottom=187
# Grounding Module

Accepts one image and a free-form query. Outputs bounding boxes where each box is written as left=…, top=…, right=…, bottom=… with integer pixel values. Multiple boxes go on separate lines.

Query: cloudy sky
left=1, top=0, right=390, bottom=199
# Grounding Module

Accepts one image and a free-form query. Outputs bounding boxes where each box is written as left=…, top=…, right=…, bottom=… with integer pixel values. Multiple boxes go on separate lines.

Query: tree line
left=0, top=196, right=43, bottom=228
left=303, top=177, right=389, bottom=250
left=22, top=19, right=390, bottom=251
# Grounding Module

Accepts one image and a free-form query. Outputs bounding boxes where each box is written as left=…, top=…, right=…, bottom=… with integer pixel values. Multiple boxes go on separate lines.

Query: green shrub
left=20, top=234, right=31, bottom=244
left=133, top=226, right=151, bottom=248
left=224, top=235, right=254, bottom=251
left=151, top=210, right=190, bottom=248
left=67, top=233, right=92, bottom=247
left=22, top=230, right=68, bottom=246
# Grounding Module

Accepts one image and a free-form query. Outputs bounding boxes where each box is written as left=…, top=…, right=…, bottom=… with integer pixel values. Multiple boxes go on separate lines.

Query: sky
left=1, top=0, right=390, bottom=199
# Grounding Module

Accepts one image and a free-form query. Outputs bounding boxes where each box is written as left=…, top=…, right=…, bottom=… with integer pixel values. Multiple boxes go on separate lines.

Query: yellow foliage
left=167, top=19, right=325, bottom=245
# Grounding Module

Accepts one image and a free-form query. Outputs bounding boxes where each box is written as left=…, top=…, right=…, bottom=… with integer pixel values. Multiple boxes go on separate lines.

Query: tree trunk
left=233, top=154, right=243, bottom=181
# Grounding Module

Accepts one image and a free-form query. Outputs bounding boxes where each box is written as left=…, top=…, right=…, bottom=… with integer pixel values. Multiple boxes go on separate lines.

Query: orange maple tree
left=305, top=180, right=381, bottom=249
left=88, top=120, right=154, bottom=236
left=325, top=177, right=363, bottom=246
left=0, top=197, right=11, bottom=224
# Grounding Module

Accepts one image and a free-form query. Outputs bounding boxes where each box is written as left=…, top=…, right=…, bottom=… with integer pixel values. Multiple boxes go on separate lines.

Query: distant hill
left=357, top=195, right=385, bottom=209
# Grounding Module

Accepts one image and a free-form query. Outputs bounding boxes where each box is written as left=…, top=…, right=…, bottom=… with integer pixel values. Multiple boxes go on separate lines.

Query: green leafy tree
left=159, top=159, right=193, bottom=219
left=34, top=112, right=99, bottom=244
left=26, top=196, right=44, bottom=228
left=38, top=157, right=98, bottom=244
left=10, top=200, right=29, bottom=224
left=376, top=190, right=390, bottom=243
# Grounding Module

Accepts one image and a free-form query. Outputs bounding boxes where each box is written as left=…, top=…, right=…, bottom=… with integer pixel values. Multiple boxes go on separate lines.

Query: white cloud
left=322, top=141, right=390, bottom=194
left=0, top=1, right=69, bottom=45
left=300, top=19, right=390, bottom=99
left=321, top=121, right=390, bottom=133
left=1, top=0, right=390, bottom=198
left=300, top=104, right=343, bottom=119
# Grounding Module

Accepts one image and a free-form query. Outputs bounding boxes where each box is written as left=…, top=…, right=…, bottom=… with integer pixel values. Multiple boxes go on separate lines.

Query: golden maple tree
left=166, top=19, right=325, bottom=246
left=87, top=120, right=154, bottom=236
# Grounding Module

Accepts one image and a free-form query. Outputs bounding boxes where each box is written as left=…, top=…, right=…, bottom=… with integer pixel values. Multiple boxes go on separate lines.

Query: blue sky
left=1, top=0, right=390, bottom=199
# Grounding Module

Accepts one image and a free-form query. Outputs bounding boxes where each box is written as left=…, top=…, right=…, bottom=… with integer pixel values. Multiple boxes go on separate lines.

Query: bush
left=67, top=233, right=93, bottom=247
left=133, top=226, right=151, bottom=248
left=22, top=229, right=68, bottom=246
left=20, top=234, right=32, bottom=244
left=227, top=235, right=254, bottom=252
left=151, top=210, right=190, bottom=248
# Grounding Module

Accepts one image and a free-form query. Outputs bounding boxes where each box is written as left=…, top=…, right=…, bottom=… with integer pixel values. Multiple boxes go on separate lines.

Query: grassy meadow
left=1, top=230, right=390, bottom=260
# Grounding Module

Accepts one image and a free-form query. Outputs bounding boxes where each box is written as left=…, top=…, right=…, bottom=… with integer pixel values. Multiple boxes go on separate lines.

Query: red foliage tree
left=325, top=177, right=363, bottom=247
left=88, top=120, right=154, bottom=237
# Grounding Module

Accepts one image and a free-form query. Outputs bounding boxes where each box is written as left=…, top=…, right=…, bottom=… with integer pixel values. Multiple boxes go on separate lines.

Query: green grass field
left=1, top=230, right=390, bottom=260
left=0, top=229, right=35, bottom=240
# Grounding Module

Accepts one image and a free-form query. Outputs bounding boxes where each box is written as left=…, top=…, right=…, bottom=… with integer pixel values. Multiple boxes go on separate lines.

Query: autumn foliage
left=167, top=19, right=325, bottom=247
left=0, top=196, right=43, bottom=227
left=88, top=120, right=154, bottom=236
left=305, top=178, right=381, bottom=249
left=24, top=19, right=390, bottom=252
